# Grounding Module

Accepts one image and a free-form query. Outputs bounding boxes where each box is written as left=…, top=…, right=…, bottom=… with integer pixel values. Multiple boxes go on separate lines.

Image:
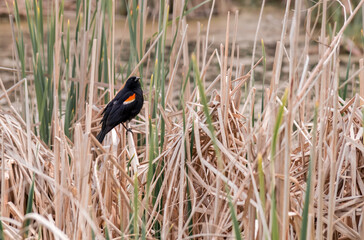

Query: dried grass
left=1, top=0, right=364, bottom=239
left=2, top=76, right=364, bottom=238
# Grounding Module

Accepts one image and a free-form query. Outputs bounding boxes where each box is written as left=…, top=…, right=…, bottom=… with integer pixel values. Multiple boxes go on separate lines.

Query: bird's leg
left=122, top=122, right=133, bottom=134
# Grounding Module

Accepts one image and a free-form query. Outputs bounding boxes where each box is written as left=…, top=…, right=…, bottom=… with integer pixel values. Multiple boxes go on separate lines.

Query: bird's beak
left=135, top=77, right=140, bottom=82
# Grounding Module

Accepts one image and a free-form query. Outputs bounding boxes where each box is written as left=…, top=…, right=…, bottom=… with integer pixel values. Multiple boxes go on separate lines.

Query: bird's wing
left=101, top=90, right=134, bottom=120
left=105, top=91, right=137, bottom=127
left=114, top=88, right=136, bottom=102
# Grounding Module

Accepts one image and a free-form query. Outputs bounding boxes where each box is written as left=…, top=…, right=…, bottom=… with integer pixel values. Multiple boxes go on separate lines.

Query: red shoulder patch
left=123, top=93, right=136, bottom=104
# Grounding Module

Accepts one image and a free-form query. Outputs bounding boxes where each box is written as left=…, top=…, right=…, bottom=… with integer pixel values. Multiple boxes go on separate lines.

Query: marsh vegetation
left=0, top=0, right=364, bottom=239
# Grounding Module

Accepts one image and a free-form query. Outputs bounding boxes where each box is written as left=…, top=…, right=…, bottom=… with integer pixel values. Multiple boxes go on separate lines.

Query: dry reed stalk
left=127, top=31, right=164, bottom=82
left=77, top=15, right=90, bottom=119
left=249, top=0, right=265, bottom=88
left=54, top=0, right=62, bottom=232
left=109, top=0, right=115, bottom=100
left=360, top=59, right=364, bottom=105
left=222, top=12, right=230, bottom=131
left=0, top=78, right=25, bottom=101
left=327, top=59, right=339, bottom=240
left=127, top=123, right=140, bottom=173
left=272, top=0, right=291, bottom=94
left=280, top=1, right=302, bottom=238
left=201, top=0, right=215, bottom=75
left=165, top=25, right=189, bottom=104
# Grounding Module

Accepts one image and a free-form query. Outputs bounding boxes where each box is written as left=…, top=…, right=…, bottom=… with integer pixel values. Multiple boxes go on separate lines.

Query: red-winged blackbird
left=96, top=76, right=144, bottom=143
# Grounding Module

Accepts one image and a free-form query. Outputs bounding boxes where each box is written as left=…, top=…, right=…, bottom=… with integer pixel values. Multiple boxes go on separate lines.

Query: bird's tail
left=96, top=129, right=107, bottom=143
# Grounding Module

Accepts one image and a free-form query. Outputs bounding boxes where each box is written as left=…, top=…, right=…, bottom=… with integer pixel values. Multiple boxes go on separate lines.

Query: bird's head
left=125, top=76, right=141, bottom=89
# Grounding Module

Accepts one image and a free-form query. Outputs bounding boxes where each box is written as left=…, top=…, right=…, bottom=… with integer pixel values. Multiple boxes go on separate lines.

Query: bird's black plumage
left=97, top=76, right=144, bottom=143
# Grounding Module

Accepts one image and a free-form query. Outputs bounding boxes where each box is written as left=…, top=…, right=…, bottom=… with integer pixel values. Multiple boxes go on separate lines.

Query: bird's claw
left=126, top=128, right=133, bottom=134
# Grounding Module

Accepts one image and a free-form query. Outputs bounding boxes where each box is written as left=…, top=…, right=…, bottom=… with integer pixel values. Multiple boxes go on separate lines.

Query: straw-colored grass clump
left=2, top=82, right=364, bottom=238
left=1, top=0, right=364, bottom=239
